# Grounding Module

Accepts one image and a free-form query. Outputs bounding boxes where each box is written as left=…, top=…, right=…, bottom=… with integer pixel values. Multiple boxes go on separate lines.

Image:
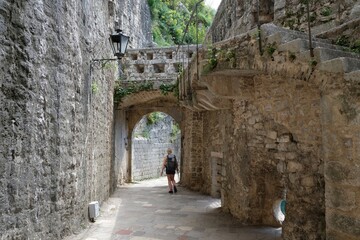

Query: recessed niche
left=153, top=64, right=165, bottom=73
left=131, top=54, right=138, bottom=60
left=166, top=52, right=173, bottom=59
left=147, top=53, right=154, bottom=60
left=135, top=64, right=145, bottom=73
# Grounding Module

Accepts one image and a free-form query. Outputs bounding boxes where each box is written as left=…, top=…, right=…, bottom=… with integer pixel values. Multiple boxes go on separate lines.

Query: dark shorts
left=166, top=170, right=175, bottom=175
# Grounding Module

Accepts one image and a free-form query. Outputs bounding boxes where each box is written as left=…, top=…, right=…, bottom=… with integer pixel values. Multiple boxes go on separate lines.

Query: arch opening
left=131, top=112, right=181, bottom=182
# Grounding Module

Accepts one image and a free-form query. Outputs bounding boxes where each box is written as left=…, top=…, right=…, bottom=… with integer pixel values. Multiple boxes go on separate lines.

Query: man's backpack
left=166, top=154, right=178, bottom=172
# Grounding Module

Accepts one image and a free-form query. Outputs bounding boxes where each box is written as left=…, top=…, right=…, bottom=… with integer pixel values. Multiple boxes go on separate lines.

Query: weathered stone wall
left=206, top=0, right=359, bottom=43
left=181, top=17, right=360, bottom=238
left=132, top=115, right=181, bottom=181
left=181, top=110, right=204, bottom=190
left=116, top=0, right=153, bottom=48
left=0, top=0, right=152, bottom=239
left=198, top=75, right=325, bottom=233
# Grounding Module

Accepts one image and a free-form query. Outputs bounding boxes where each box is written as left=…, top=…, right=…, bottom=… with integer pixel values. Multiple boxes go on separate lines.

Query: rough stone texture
left=0, top=0, right=152, bottom=239
left=181, top=110, right=204, bottom=191
left=116, top=99, right=183, bottom=184
left=123, top=45, right=197, bottom=88
left=132, top=115, right=181, bottom=181
left=179, top=20, right=360, bottom=239
left=206, top=0, right=359, bottom=44
left=115, top=0, right=153, bottom=48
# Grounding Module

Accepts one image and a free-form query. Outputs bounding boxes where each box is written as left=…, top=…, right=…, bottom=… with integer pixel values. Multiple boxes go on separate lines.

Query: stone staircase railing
left=122, top=45, right=198, bottom=88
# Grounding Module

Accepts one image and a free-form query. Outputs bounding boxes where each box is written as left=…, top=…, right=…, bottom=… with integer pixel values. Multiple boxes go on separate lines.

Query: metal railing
left=175, top=0, right=204, bottom=101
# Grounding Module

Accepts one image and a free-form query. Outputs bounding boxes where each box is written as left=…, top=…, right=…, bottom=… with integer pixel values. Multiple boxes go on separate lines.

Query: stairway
left=262, top=23, right=360, bottom=77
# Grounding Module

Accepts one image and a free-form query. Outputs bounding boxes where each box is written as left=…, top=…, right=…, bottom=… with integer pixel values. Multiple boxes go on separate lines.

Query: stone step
left=278, top=38, right=344, bottom=53
left=261, top=23, right=331, bottom=45
left=299, top=47, right=360, bottom=63
left=345, top=70, right=360, bottom=81
left=318, top=57, right=360, bottom=74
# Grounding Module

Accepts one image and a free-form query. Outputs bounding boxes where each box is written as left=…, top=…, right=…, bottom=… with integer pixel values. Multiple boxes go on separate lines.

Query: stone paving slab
left=65, top=177, right=282, bottom=240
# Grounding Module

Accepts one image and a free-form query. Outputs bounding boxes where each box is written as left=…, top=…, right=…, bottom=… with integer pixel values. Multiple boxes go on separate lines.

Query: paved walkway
left=66, top=177, right=282, bottom=240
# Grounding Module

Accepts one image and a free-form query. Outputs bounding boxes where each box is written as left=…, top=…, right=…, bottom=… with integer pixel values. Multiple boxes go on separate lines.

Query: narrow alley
left=66, top=178, right=282, bottom=240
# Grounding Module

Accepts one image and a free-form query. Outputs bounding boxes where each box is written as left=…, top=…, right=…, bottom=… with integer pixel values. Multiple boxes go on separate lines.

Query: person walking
left=161, top=148, right=179, bottom=194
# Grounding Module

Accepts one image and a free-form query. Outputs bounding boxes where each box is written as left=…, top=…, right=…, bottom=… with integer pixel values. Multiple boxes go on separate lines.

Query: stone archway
left=114, top=93, right=184, bottom=185
left=131, top=111, right=181, bottom=182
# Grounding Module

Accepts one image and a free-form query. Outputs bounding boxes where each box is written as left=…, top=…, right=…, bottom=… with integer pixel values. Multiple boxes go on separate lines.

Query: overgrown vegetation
left=170, top=122, right=180, bottom=142
left=160, top=83, right=178, bottom=96
left=146, top=112, right=165, bottom=125
left=114, top=81, right=154, bottom=103
left=91, top=82, right=99, bottom=94
left=202, top=46, right=218, bottom=74
left=335, top=36, right=360, bottom=54
left=148, top=0, right=215, bottom=46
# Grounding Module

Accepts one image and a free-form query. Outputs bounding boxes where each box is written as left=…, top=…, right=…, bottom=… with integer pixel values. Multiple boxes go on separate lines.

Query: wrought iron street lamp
left=90, top=29, right=129, bottom=76
left=109, top=29, right=129, bottom=59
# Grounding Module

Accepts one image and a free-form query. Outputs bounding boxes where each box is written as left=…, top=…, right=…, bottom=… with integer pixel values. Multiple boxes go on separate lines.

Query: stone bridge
left=116, top=45, right=198, bottom=108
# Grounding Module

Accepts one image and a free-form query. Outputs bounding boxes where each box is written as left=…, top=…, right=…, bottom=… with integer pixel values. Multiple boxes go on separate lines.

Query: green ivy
left=159, top=83, right=177, bottom=96
left=146, top=112, right=164, bottom=125
left=202, top=47, right=218, bottom=74
left=91, top=82, right=99, bottom=94
left=114, top=81, right=154, bottom=103
left=320, top=7, right=332, bottom=16
left=170, top=122, right=180, bottom=142
left=266, top=43, right=277, bottom=57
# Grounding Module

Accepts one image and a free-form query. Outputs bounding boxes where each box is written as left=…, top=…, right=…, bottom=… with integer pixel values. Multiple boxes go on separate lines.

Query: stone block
left=326, top=187, right=356, bottom=211
left=248, top=117, right=256, bottom=125
left=328, top=213, right=360, bottom=237
left=301, top=176, right=315, bottom=187
left=325, top=161, right=350, bottom=183
left=211, top=152, right=223, bottom=158
left=266, top=143, right=277, bottom=149
left=319, top=57, right=360, bottom=73
left=285, top=152, right=297, bottom=160
left=288, top=173, right=298, bottom=184
left=287, top=161, right=303, bottom=172
left=266, top=131, right=277, bottom=140
left=277, top=134, right=291, bottom=143
left=274, top=153, right=286, bottom=160
left=277, top=161, right=285, bottom=173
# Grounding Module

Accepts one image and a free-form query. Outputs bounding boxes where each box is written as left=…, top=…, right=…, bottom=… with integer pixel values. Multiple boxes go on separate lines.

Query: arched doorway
left=131, top=112, right=181, bottom=182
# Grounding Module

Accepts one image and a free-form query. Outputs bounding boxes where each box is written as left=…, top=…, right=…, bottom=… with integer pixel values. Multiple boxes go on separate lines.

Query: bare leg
left=166, top=175, right=173, bottom=191
left=169, top=174, right=177, bottom=192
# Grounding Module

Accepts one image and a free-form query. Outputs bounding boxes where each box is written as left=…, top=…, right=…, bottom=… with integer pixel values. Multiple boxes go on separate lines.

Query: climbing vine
left=114, top=81, right=154, bottom=103
left=159, top=83, right=178, bottom=96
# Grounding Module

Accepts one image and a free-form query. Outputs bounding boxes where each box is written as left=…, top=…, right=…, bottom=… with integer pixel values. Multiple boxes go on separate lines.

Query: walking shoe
left=168, top=190, right=173, bottom=194
left=174, top=186, right=177, bottom=193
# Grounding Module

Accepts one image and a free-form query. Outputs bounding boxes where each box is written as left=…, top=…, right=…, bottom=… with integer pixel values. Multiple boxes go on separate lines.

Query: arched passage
left=113, top=96, right=184, bottom=186
left=131, top=112, right=181, bottom=181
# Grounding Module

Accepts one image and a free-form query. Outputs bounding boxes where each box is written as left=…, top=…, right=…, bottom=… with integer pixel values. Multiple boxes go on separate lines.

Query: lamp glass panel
left=120, top=35, right=129, bottom=54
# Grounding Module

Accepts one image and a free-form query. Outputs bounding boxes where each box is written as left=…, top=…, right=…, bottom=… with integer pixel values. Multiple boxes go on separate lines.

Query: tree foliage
left=148, top=0, right=215, bottom=46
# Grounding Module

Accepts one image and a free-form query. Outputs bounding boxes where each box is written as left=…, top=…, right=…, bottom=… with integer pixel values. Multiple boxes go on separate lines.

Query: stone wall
left=181, top=110, right=204, bottom=190
left=180, top=16, right=360, bottom=238
left=132, top=115, right=181, bottom=181
left=0, top=0, right=152, bottom=239
left=206, top=0, right=359, bottom=43
left=116, top=0, right=153, bottom=48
